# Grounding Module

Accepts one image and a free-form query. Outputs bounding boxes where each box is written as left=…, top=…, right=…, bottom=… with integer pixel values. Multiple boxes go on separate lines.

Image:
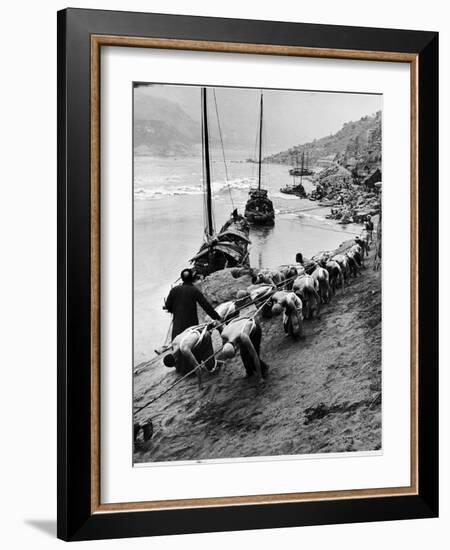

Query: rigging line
left=147, top=228, right=370, bottom=370
left=210, top=284, right=295, bottom=333
left=134, top=293, right=275, bottom=415
left=277, top=205, right=331, bottom=214
left=249, top=293, right=276, bottom=319
left=134, top=273, right=301, bottom=372
left=163, top=320, right=173, bottom=346
left=200, top=91, right=208, bottom=239
left=134, top=345, right=225, bottom=414
left=203, top=88, right=215, bottom=237
left=280, top=217, right=361, bottom=236
left=201, top=89, right=214, bottom=239
left=202, top=87, right=216, bottom=237
left=250, top=101, right=260, bottom=182
left=136, top=233, right=365, bottom=375
left=257, top=93, right=263, bottom=190
left=213, top=90, right=234, bottom=211
left=198, top=274, right=304, bottom=335
left=261, top=117, right=269, bottom=183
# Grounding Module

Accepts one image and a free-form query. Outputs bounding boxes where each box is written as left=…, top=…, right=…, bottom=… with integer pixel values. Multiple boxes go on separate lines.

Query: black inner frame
left=57, top=8, right=438, bottom=541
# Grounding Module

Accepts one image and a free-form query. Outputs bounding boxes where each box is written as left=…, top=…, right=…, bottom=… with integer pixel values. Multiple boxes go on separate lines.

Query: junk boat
left=279, top=183, right=306, bottom=198
left=280, top=149, right=308, bottom=198
left=191, top=88, right=251, bottom=277
left=288, top=149, right=314, bottom=177
left=244, top=93, right=275, bottom=225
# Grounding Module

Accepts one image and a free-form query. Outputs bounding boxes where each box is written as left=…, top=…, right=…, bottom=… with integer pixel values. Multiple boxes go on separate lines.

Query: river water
left=134, top=154, right=359, bottom=365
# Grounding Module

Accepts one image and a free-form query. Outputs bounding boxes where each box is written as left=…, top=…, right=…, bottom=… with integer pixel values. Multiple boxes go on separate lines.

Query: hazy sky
left=135, top=83, right=382, bottom=154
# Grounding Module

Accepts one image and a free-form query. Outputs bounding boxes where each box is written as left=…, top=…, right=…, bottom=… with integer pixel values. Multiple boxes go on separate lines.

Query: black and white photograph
left=132, top=83, right=383, bottom=464
left=1, top=0, right=443, bottom=545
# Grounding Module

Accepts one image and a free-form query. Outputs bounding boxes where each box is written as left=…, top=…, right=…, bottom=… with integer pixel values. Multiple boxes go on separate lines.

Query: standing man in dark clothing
left=364, top=215, right=374, bottom=244
left=164, top=268, right=221, bottom=340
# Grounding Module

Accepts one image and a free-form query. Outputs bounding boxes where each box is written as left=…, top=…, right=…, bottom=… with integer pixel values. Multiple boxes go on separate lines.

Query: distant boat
left=191, top=88, right=251, bottom=277
left=244, top=93, right=275, bottom=226
left=288, top=149, right=314, bottom=177
left=288, top=167, right=314, bottom=177
left=280, top=149, right=307, bottom=198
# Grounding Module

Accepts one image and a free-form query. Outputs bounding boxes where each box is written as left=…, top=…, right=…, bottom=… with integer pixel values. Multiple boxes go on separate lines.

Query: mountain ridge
left=265, top=110, right=382, bottom=175
left=134, top=95, right=200, bottom=157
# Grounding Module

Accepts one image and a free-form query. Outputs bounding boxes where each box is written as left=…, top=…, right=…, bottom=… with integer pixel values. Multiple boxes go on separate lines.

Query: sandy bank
left=133, top=235, right=381, bottom=463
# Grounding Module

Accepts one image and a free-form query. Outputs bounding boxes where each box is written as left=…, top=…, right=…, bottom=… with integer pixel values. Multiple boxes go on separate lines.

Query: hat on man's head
left=180, top=268, right=194, bottom=283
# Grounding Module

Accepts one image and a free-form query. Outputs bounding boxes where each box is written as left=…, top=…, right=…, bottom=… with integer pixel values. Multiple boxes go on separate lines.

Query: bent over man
left=220, top=317, right=269, bottom=382
left=164, top=268, right=221, bottom=339
left=271, top=290, right=304, bottom=337
left=163, top=323, right=219, bottom=387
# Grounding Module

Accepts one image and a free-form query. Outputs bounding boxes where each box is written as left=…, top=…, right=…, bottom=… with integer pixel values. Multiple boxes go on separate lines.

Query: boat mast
left=202, top=87, right=214, bottom=238
left=300, top=149, right=305, bottom=186
left=258, top=93, right=263, bottom=191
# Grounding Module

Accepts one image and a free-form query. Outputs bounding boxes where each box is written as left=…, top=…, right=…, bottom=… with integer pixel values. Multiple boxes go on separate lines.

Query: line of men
left=162, top=233, right=370, bottom=388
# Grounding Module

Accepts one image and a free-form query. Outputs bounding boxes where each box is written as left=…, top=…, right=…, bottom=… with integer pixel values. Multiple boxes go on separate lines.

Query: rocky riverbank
left=309, top=164, right=381, bottom=225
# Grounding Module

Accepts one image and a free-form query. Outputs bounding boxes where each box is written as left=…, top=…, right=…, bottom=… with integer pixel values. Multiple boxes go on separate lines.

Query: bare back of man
left=163, top=324, right=218, bottom=388
left=221, top=317, right=269, bottom=382
left=271, top=290, right=304, bottom=337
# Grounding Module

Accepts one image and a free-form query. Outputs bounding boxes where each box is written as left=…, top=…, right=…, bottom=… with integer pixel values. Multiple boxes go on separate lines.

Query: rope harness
left=134, top=293, right=274, bottom=416
left=136, top=272, right=301, bottom=373
left=179, top=323, right=209, bottom=350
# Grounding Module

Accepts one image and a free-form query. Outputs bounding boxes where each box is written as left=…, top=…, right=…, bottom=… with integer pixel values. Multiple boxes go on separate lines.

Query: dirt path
left=134, top=246, right=381, bottom=463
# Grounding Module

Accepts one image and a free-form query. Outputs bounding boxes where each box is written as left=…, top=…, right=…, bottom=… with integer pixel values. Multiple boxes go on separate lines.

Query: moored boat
left=279, top=182, right=306, bottom=198
left=244, top=93, right=275, bottom=226
left=280, top=149, right=307, bottom=198
left=191, top=88, right=251, bottom=277
left=288, top=149, right=314, bottom=177
left=245, top=188, right=275, bottom=225
left=289, top=167, right=314, bottom=177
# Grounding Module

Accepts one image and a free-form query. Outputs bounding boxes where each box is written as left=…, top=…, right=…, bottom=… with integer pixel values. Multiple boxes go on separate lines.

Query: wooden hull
left=289, top=168, right=314, bottom=177
left=245, top=211, right=275, bottom=225
left=244, top=188, right=275, bottom=225
left=280, top=186, right=306, bottom=198
left=191, top=215, right=251, bottom=277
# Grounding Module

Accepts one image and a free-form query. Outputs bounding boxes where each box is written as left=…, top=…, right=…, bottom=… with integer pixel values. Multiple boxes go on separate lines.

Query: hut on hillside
left=362, top=168, right=382, bottom=192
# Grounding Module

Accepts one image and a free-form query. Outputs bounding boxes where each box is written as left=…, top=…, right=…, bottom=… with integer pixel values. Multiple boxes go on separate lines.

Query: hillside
left=134, top=94, right=201, bottom=156
left=265, top=110, right=382, bottom=175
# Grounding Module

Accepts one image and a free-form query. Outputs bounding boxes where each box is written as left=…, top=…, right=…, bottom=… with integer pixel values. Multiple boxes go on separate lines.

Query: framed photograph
left=57, top=8, right=438, bottom=541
